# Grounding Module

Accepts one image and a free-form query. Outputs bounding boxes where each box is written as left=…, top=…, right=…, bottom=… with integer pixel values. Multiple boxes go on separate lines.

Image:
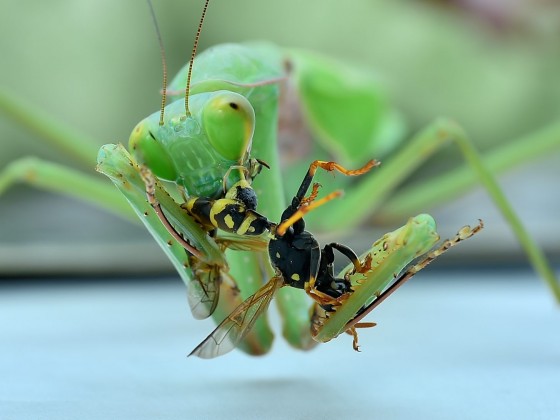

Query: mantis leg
left=97, top=144, right=275, bottom=355
left=0, top=89, right=135, bottom=220
left=0, top=156, right=133, bottom=220
left=0, top=89, right=99, bottom=167
left=381, top=119, right=560, bottom=221
left=311, top=118, right=560, bottom=302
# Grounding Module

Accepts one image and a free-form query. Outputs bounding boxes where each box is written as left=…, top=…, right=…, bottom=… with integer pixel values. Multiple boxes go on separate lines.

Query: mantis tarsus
left=1, top=0, right=559, bottom=356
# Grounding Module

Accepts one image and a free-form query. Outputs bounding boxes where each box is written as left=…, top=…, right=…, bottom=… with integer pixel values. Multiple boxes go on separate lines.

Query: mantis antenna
left=185, top=0, right=211, bottom=117
left=146, top=0, right=168, bottom=126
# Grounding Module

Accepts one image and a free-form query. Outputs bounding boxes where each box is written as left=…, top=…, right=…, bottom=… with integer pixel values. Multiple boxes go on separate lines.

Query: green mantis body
left=311, top=214, right=483, bottom=344
left=1, top=5, right=560, bottom=356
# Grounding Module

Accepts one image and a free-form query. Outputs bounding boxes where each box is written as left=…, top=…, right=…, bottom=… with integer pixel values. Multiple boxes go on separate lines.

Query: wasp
left=189, top=158, right=483, bottom=358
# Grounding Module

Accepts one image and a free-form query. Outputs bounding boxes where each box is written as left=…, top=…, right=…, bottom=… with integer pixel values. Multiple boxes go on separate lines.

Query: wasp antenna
left=146, top=0, right=168, bottom=126
left=185, top=0, right=211, bottom=117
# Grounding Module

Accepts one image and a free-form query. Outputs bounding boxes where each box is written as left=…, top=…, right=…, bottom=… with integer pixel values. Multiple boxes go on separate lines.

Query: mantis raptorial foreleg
left=311, top=216, right=484, bottom=345
left=310, top=118, right=560, bottom=301
left=96, top=143, right=275, bottom=354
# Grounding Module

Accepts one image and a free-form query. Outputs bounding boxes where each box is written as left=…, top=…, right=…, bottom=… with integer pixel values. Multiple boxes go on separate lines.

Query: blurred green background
left=1, top=0, right=559, bottom=275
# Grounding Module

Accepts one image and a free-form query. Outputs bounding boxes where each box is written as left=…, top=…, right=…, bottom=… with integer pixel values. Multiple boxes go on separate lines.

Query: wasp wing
left=215, top=235, right=269, bottom=252
left=186, top=261, right=224, bottom=319
left=189, top=276, right=284, bottom=359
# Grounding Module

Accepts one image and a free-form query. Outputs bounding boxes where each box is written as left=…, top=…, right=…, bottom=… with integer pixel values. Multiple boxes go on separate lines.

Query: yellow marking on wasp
left=184, top=199, right=196, bottom=213
left=224, top=214, right=235, bottom=230
left=276, top=252, right=281, bottom=258
left=225, top=180, right=250, bottom=199
left=209, top=200, right=230, bottom=228
left=291, top=273, right=300, bottom=281
left=236, top=213, right=256, bottom=235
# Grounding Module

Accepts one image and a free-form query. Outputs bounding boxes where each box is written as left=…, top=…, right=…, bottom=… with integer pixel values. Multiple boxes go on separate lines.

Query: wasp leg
left=306, top=242, right=363, bottom=307
left=348, top=327, right=360, bottom=351
left=299, top=182, right=321, bottom=206
left=293, top=159, right=380, bottom=205
left=346, top=322, right=377, bottom=351
left=277, top=161, right=379, bottom=237
left=325, top=242, right=372, bottom=274
left=306, top=275, right=351, bottom=309
left=306, top=283, right=345, bottom=307
left=276, top=191, right=342, bottom=236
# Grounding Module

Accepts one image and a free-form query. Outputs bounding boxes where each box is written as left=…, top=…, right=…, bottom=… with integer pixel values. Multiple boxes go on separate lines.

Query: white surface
left=1, top=271, right=559, bottom=419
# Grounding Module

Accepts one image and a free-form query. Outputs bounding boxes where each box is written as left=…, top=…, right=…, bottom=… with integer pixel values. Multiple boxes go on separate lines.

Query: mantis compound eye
left=128, top=120, right=178, bottom=182
left=202, top=91, right=255, bottom=162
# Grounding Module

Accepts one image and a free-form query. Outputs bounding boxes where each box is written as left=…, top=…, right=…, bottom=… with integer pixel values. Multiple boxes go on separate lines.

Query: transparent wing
left=189, top=276, right=284, bottom=359
left=187, top=236, right=269, bottom=319
left=215, top=235, right=269, bottom=252
left=187, top=261, right=222, bottom=320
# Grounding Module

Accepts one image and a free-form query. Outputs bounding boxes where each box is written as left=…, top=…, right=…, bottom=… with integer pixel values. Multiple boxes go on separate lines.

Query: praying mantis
left=1, top=0, right=559, bottom=356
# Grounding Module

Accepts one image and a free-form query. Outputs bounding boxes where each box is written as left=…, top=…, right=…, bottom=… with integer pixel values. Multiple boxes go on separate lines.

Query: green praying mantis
left=1, top=0, right=559, bottom=356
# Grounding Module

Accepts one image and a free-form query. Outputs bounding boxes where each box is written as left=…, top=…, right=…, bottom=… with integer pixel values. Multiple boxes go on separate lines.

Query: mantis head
left=128, top=91, right=256, bottom=197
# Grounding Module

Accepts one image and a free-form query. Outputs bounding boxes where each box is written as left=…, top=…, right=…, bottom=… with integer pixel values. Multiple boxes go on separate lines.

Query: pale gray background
left=2, top=270, right=559, bottom=420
